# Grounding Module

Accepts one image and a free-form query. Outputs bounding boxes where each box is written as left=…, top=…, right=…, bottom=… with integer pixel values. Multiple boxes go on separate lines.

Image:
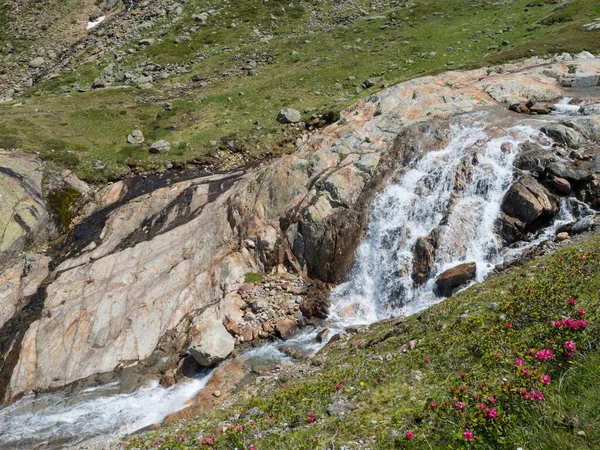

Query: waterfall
left=330, top=113, right=561, bottom=323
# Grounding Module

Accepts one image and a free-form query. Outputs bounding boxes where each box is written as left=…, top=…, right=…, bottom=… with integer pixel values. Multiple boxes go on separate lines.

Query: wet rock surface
left=501, top=175, right=559, bottom=228
left=435, top=262, right=477, bottom=296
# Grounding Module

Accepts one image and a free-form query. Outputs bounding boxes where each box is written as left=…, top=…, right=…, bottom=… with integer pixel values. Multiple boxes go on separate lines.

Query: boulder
left=327, top=400, right=356, bottom=416
left=564, top=117, right=600, bottom=141
left=127, top=130, right=145, bottom=144
left=556, top=232, right=570, bottom=241
left=316, top=327, right=331, bottom=343
left=97, top=0, right=122, bottom=11
left=529, top=103, right=553, bottom=115
left=541, top=124, right=582, bottom=149
left=501, top=175, right=559, bottom=227
left=547, top=162, right=593, bottom=182
left=435, top=262, right=477, bottom=297
left=577, top=176, right=600, bottom=207
left=362, top=78, right=380, bottom=88
left=552, top=176, right=572, bottom=195
left=513, top=144, right=555, bottom=175
left=89, top=7, right=103, bottom=21
left=91, top=77, right=107, bottom=89
left=299, top=296, right=330, bottom=320
left=29, top=57, right=45, bottom=68
left=411, top=236, right=436, bottom=287
left=275, top=317, right=298, bottom=340
left=137, top=82, right=154, bottom=90
left=495, top=213, right=525, bottom=246
left=149, top=140, right=171, bottom=153
left=277, top=108, right=301, bottom=124
left=571, top=216, right=595, bottom=234
left=193, top=13, right=209, bottom=23
left=188, top=319, right=235, bottom=366
left=560, top=73, right=600, bottom=88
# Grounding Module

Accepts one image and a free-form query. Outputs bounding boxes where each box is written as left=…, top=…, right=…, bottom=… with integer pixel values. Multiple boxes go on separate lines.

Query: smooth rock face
left=0, top=255, right=50, bottom=329
left=2, top=56, right=600, bottom=402
left=0, top=152, right=52, bottom=265
left=435, top=262, right=477, bottom=296
left=3, top=171, right=251, bottom=400
left=188, top=319, right=235, bottom=366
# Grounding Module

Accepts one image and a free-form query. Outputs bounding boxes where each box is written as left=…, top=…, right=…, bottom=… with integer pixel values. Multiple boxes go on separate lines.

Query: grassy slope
left=128, top=233, right=600, bottom=449
left=1, top=0, right=599, bottom=183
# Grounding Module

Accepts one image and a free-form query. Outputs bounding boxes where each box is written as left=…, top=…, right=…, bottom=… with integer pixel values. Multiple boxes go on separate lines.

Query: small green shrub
left=244, top=272, right=264, bottom=283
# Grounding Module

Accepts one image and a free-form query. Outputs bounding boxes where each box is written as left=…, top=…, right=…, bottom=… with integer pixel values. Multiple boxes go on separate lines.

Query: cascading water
left=330, top=112, right=588, bottom=323
left=0, top=372, right=212, bottom=449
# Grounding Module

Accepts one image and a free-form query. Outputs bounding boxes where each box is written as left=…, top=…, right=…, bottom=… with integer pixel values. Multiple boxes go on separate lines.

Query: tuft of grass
left=47, top=187, right=83, bottom=232
left=128, top=233, right=600, bottom=449
left=244, top=272, right=264, bottom=284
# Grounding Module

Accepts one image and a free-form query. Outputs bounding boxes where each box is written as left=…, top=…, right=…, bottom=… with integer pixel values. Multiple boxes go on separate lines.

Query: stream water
left=0, top=108, right=596, bottom=448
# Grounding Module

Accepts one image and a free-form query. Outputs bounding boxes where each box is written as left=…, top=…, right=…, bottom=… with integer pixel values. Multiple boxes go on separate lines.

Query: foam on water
left=552, top=97, right=583, bottom=116
left=0, top=371, right=212, bottom=449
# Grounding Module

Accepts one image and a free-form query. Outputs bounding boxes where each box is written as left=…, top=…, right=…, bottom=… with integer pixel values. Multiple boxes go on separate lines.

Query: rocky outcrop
left=435, top=262, right=477, bottom=296
left=2, top=56, right=600, bottom=403
left=0, top=152, right=53, bottom=265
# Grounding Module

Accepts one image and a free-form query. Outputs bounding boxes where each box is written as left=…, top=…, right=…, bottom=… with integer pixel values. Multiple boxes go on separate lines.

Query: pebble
left=213, top=390, right=221, bottom=397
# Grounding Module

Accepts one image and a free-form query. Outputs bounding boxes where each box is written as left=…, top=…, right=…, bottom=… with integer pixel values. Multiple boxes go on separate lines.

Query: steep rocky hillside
left=0, top=0, right=599, bottom=182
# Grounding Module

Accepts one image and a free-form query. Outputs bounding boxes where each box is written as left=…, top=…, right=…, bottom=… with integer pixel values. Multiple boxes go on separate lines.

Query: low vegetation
left=128, top=234, right=600, bottom=449
left=1, top=0, right=599, bottom=183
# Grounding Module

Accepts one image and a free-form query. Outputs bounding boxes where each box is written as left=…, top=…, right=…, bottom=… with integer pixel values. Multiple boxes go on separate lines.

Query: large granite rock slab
left=0, top=152, right=52, bottom=265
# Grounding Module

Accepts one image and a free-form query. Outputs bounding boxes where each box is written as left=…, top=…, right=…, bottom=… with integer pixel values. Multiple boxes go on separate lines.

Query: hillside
left=0, top=0, right=599, bottom=182
left=127, top=231, right=600, bottom=450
